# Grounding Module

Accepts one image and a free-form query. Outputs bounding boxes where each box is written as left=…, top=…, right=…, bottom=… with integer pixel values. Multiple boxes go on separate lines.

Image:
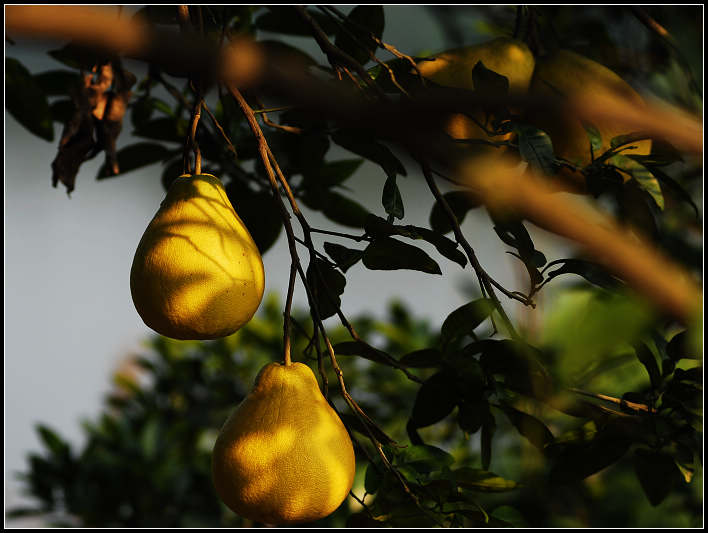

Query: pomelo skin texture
left=416, top=38, right=536, bottom=142
left=130, top=173, right=265, bottom=340
left=212, top=362, right=356, bottom=525
left=527, top=50, right=652, bottom=187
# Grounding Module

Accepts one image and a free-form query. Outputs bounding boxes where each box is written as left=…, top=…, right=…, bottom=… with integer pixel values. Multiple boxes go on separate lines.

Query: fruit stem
left=283, top=261, right=297, bottom=366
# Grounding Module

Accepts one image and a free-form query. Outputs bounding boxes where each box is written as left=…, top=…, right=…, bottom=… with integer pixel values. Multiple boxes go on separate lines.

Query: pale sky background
left=4, top=6, right=579, bottom=524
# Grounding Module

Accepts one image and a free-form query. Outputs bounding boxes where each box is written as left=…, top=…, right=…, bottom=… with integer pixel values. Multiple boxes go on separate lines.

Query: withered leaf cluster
left=51, top=61, right=136, bottom=194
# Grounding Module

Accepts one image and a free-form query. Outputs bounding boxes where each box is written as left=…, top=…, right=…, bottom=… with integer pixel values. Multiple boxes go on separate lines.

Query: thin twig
left=420, top=160, right=525, bottom=338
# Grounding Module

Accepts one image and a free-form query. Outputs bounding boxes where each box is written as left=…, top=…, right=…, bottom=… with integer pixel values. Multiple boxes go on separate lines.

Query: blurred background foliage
left=8, top=290, right=703, bottom=527
left=5, top=4, right=702, bottom=528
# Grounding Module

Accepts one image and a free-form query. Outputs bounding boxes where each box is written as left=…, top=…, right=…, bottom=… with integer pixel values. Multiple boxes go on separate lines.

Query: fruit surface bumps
left=212, top=362, right=356, bottom=525
left=130, top=173, right=265, bottom=340
left=416, top=37, right=535, bottom=141
left=528, top=49, right=652, bottom=182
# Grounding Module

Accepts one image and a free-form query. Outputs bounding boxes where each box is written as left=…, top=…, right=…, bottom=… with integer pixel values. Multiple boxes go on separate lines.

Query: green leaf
left=363, top=237, right=442, bottom=275
left=609, top=154, right=664, bottom=210
left=140, top=418, right=160, bottom=460
left=582, top=122, right=603, bottom=154
left=440, top=299, right=495, bottom=346
left=331, top=129, right=406, bottom=179
left=323, top=242, right=364, bottom=273
left=450, top=467, right=518, bottom=492
left=516, top=124, right=556, bottom=175
left=36, top=425, right=70, bottom=457
left=398, top=444, right=455, bottom=473
left=429, top=190, right=481, bottom=235
left=610, top=132, right=653, bottom=150
left=410, top=371, right=460, bottom=428
left=399, top=348, right=443, bottom=368
left=5, top=58, right=54, bottom=141
left=306, top=258, right=346, bottom=320
left=334, top=5, right=385, bottom=65
left=499, top=403, right=554, bottom=452
left=634, top=448, right=682, bottom=506
left=382, top=175, right=404, bottom=219
left=96, top=143, right=171, bottom=178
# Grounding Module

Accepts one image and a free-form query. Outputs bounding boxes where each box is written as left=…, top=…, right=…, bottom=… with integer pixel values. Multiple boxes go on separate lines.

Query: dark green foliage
left=5, top=58, right=54, bottom=141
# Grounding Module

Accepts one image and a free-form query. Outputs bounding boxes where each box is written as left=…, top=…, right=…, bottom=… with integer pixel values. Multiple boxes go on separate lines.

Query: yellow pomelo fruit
left=212, top=362, right=356, bottom=525
left=130, top=173, right=265, bottom=340
left=528, top=50, right=652, bottom=186
left=416, top=38, right=535, bottom=142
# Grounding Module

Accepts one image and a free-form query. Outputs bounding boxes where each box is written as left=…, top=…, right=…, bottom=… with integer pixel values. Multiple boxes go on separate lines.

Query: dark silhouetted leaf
left=331, top=129, right=406, bottom=179
left=429, top=190, right=482, bottom=235
left=364, top=461, right=383, bottom=494
left=48, top=43, right=106, bottom=70
left=365, top=215, right=466, bottom=267
left=644, top=164, right=700, bottom=219
left=321, top=192, right=371, bottom=228
left=307, top=258, right=346, bottom=320
left=471, top=61, right=509, bottom=98
left=440, top=299, right=495, bottom=346
left=34, top=70, right=81, bottom=97
left=667, top=330, right=699, bottom=361
left=258, top=40, right=318, bottom=68
left=499, top=403, right=554, bottom=452
left=334, top=5, right=385, bottom=65
left=550, top=434, right=631, bottom=482
left=312, top=159, right=364, bottom=187
left=457, top=398, right=488, bottom=434
left=543, top=258, right=621, bottom=290
left=161, top=158, right=185, bottom=190
left=5, top=58, right=54, bottom=141
left=96, top=143, right=170, bottom=178
left=333, top=340, right=392, bottom=366
left=634, top=342, right=662, bottom=389
left=610, top=132, right=652, bottom=150
left=634, top=448, right=682, bottom=506
left=363, top=237, right=442, bottom=275
left=226, top=182, right=283, bottom=254
left=383, top=175, right=404, bottom=219
left=399, top=348, right=443, bottom=368
left=323, top=242, right=364, bottom=273
left=410, top=371, right=460, bottom=428
left=255, top=6, right=338, bottom=36
left=50, top=99, right=75, bottom=124
left=481, top=413, right=496, bottom=470
left=133, top=117, right=186, bottom=144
